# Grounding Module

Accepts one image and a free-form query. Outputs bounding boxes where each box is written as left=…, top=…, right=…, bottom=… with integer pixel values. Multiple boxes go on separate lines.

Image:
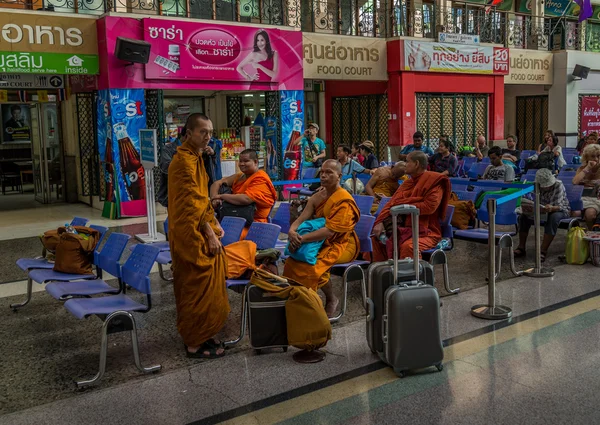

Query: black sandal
left=541, top=252, right=547, bottom=263
left=185, top=341, right=226, bottom=359
left=513, top=248, right=526, bottom=258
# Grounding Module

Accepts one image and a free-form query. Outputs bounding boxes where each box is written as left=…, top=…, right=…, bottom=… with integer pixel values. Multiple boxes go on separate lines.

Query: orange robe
left=168, top=141, right=230, bottom=348
left=283, top=187, right=360, bottom=290
left=372, top=171, right=450, bottom=260
left=370, top=167, right=401, bottom=214
left=232, top=170, right=277, bottom=239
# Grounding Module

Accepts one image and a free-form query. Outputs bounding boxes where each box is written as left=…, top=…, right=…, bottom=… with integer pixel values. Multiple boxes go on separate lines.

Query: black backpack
left=527, top=151, right=555, bottom=171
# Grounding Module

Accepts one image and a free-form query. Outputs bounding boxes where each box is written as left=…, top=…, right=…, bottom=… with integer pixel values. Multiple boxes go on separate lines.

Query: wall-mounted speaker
left=572, top=64, right=590, bottom=80
left=115, top=37, right=151, bottom=65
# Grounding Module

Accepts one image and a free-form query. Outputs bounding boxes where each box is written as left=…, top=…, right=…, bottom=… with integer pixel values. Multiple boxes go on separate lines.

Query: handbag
left=217, top=184, right=256, bottom=226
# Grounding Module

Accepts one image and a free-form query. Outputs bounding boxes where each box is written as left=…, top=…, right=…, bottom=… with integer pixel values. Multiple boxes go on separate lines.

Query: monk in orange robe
left=211, top=149, right=277, bottom=239
left=372, top=151, right=450, bottom=260
left=284, top=160, right=360, bottom=317
left=168, top=113, right=229, bottom=359
left=365, top=162, right=407, bottom=214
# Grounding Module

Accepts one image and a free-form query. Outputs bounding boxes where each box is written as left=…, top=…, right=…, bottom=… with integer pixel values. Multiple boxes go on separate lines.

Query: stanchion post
left=523, top=182, right=555, bottom=277
left=471, top=198, right=512, bottom=320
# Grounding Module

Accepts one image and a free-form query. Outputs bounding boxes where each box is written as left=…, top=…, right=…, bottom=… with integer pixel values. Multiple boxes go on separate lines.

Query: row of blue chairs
left=13, top=217, right=164, bottom=386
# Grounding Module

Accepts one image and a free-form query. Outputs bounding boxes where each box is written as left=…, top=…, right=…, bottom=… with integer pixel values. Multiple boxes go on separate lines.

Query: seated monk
left=371, top=151, right=451, bottom=260
left=210, top=149, right=277, bottom=239
left=283, top=159, right=361, bottom=317
left=168, top=113, right=229, bottom=359
left=365, top=162, right=407, bottom=214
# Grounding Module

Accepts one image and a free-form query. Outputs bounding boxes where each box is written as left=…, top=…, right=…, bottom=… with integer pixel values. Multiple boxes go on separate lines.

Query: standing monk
left=371, top=151, right=450, bottom=260
left=210, top=149, right=277, bottom=239
left=168, top=113, right=229, bottom=359
left=284, top=160, right=360, bottom=317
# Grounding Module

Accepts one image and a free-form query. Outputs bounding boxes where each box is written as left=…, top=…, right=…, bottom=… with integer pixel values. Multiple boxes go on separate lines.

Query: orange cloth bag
left=225, top=240, right=257, bottom=279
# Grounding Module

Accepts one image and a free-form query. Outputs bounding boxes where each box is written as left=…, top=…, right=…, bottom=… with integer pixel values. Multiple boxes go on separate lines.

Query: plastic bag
left=566, top=227, right=589, bottom=265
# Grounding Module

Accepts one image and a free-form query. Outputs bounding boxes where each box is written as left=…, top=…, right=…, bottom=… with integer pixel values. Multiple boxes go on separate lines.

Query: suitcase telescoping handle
left=390, top=204, right=420, bottom=283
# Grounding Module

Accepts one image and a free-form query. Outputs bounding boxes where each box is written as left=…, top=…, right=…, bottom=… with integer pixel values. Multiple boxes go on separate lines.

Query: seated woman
left=210, top=149, right=277, bottom=238
left=573, top=144, right=600, bottom=229
left=428, top=139, right=458, bottom=176
left=514, top=169, right=570, bottom=263
left=359, top=141, right=379, bottom=170
left=540, top=135, right=566, bottom=170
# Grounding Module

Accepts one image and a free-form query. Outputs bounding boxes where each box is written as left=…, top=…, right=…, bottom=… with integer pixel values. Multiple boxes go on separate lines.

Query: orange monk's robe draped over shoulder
left=283, top=187, right=360, bottom=291
left=370, top=168, right=400, bottom=214
left=168, top=141, right=230, bottom=348
left=371, top=171, right=451, bottom=261
left=233, top=170, right=278, bottom=238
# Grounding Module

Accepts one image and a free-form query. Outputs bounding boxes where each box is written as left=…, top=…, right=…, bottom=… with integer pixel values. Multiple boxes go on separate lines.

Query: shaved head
left=407, top=151, right=427, bottom=170
left=322, top=159, right=342, bottom=174
left=240, top=149, right=258, bottom=161
left=391, top=161, right=406, bottom=179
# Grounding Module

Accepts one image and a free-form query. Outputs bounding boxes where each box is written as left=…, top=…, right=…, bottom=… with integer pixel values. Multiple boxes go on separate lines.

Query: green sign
left=0, top=51, right=99, bottom=75
left=518, top=0, right=577, bottom=17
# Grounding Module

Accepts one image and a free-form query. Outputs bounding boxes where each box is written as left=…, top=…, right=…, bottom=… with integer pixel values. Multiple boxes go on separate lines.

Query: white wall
left=504, top=84, right=548, bottom=139
left=549, top=51, right=600, bottom=148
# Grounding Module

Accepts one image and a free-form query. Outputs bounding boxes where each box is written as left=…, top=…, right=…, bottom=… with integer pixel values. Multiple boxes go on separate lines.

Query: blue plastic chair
left=557, top=171, right=577, bottom=182
left=422, top=206, right=459, bottom=295
left=563, top=153, right=575, bottom=165
left=221, top=216, right=247, bottom=246
left=46, top=231, right=130, bottom=301
left=71, top=217, right=90, bottom=227
left=462, top=157, right=477, bottom=175
left=11, top=233, right=130, bottom=311
left=16, top=225, right=109, bottom=272
left=558, top=184, right=583, bottom=230
left=356, top=173, right=371, bottom=187
left=225, top=222, right=282, bottom=291
left=352, top=195, right=375, bottom=216
left=271, top=202, right=291, bottom=235
left=287, top=168, right=318, bottom=200
left=481, top=157, right=491, bottom=164
left=454, top=194, right=522, bottom=278
left=245, top=222, right=281, bottom=250
left=467, top=163, right=489, bottom=179
left=454, top=190, right=479, bottom=203
left=329, top=214, right=376, bottom=323
left=374, top=196, right=392, bottom=218
left=63, top=244, right=161, bottom=387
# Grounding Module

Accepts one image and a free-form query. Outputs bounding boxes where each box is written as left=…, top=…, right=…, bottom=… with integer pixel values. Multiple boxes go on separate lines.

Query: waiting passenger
left=399, top=131, right=434, bottom=161
left=482, top=146, right=515, bottom=182
left=210, top=149, right=277, bottom=238
left=365, top=162, right=406, bottom=214
left=283, top=159, right=360, bottom=317
left=371, top=151, right=450, bottom=260
left=514, top=169, right=570, bottom=262
left=336, top=144, right=374, bottom=175
left=573, top=144, right=600, bottom=229
left=539, top=135, right=566, bottom=169
left=502, top=135, right=521, bottom=165
left=428, top=139, right=458, bottom=176
left=168, top=113, right=228, bottom=359
left=359, top=141, right=380, bottom=170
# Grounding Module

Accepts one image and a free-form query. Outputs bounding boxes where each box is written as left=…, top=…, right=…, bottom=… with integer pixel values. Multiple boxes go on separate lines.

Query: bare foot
left=325, top=297, right=339, bottom=318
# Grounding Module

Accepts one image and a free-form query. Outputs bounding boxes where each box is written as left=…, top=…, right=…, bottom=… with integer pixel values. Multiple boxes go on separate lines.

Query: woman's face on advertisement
left=257, top=35, right=266, bottom=50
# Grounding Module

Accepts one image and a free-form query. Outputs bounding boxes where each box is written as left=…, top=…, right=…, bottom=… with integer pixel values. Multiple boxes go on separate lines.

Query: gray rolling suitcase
left=366, top=204, right=444, bottom=377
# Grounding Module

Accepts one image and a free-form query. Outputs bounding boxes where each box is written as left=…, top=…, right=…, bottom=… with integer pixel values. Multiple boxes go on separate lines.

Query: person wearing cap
left=399, top=131, right=435, bottom=161
left=359, top=140, right=380, bottom=170
left=514, top=168, right=570, bottom=263
left=293, top=123, right=326, bottom=168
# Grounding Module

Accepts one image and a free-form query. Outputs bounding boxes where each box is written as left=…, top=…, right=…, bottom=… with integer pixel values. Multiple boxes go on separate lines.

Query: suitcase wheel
left=436, top=363, right=444, bottom=372
left=397, top=371, right=406, bottom=378
left=254, top=349, right=262, bottom=355
left=282, top=347, right=288, bottom=353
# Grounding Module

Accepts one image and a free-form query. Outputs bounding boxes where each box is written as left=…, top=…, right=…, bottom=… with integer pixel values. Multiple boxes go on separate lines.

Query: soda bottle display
left=283, top=118, right=303, bottom=181
left=103, top=123, right=115, bottom=202
left=114, top=123, right=146, bottom=201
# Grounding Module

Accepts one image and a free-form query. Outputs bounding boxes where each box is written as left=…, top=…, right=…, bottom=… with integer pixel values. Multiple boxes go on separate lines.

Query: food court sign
left=505, top=49, right=553, bottom=85
left=0, top=13, right=98, bottom=74
left=303, top=33, right=387, bottom=81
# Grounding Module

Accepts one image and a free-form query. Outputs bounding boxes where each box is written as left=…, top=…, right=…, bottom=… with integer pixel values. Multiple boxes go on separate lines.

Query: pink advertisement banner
left=143, top=18, right=303, bottom=90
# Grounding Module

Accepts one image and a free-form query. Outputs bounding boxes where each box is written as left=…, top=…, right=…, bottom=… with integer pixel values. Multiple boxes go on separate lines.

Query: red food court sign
left=580, top=95, right=600, bottom=137
left=402, top=40, right=509, bottom=75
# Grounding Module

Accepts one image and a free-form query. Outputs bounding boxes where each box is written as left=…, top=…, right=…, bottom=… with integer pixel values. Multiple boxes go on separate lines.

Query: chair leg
left=128, top=312, right=161, bottom=375
left=429, top=250, right=459, bottom=294
left=77, top=312, right=112, bottom=387
left=158, top=263, right=173, bottom=282
left=10, top=277, right=33, bottom=311
left=224, top=286, right=248, bottom=348
left=329, top=264, right=364, bottom=324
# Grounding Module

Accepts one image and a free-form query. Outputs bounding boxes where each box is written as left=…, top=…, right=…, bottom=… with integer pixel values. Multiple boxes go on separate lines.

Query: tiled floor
left=0, top=262, right=598, bottom=425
